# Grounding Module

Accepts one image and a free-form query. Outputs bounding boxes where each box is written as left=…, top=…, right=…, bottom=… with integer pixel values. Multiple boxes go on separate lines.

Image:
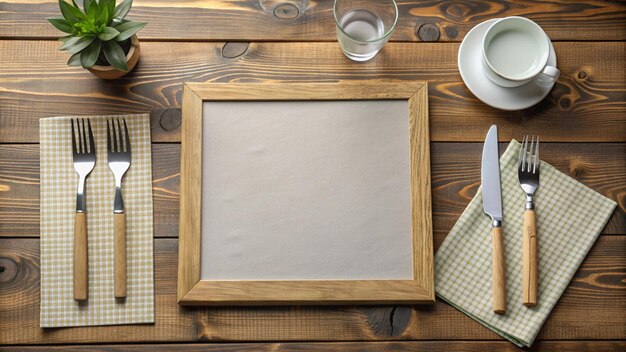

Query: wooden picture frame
left=178, top=81, right=434, bottom=306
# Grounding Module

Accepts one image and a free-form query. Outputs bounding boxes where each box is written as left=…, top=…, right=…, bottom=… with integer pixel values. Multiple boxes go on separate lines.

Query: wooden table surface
left=1, top=1, right=625, bottom=351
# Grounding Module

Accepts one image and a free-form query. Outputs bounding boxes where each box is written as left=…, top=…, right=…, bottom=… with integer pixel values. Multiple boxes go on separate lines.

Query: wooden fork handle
left=523, top=209, right=538, bottom=306
left=491, top=226, right=507, bottom=314
left=73, top=212, right=88, bottom=301
left=114, top=213, right=127, bottom=298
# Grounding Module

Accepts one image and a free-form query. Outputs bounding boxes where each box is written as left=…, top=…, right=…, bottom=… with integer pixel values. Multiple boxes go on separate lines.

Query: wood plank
left=1, top=143, right=623, bottom=239
left=429, top=143, right=626, bottom=241
left=0, top=236, right=624, bottom=344
left=1, top=0, right=625, bottom=41
left=0, top=144, right=180, bottom=238
left=2, top=341, right=626, bottom=352
left=0, top=41, right=625, bottom=143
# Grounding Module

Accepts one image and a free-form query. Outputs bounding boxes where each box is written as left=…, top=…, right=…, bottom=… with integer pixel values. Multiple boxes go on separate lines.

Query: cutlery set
left=71, top=118, right=132, bottom=301
left=481, top=125, right=541, bottom=314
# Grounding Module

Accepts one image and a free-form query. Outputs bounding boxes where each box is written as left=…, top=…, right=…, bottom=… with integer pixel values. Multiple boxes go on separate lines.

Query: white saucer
left=458, top=18, right=557, bottom=111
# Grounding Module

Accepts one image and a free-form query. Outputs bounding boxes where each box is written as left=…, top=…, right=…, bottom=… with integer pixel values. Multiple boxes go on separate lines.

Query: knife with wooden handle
left=481, top=125, right=507, bottom=314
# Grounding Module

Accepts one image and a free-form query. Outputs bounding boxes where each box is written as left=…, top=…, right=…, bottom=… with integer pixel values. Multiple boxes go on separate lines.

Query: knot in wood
left=365, top=306, right=412, bottom=337
left=0, top=258, right=17, bottom=284
left=568, top=159, right=588, bottom=179
left=444, top=3, right=471, bottom=18
left=558, top=97, right=572, bottom=110
left=274, top=3, right=299, bottom=19
left=417, top=23, right=440, bottom=42
left=159, top=108, right=182, bottom=131
left=445, top=25, right=459, bottom=39
left=578, top=71, right=588, bottom=80
left=222, top=42, right=250, bottom=59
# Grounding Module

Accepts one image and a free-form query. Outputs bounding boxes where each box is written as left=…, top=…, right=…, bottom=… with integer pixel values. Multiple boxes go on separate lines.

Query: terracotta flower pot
left=88, top=35, right=140, bottom=79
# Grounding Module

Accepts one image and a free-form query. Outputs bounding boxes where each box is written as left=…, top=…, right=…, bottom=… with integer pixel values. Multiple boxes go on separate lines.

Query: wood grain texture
left=2, top=341, right=626, bottom=352
left=491, top=226, right=507, bottom=314
left=409, top=85, right=434, bottom=299
left=1, top=143, right=623, bottom=240
left=1, top=41, right=624, bottom=143
left=179, top=82, right=433, bottom=305
left=73, top=212, right=88, bottom=301
left=1, top=236, right=624, bottom=344
left=185, top=280, right=433, bottom=306
left=1, top=0, right=625, bottom=41
left=177, top=85, right=203, bottom=302
left=2, top=1, right=624, bottom=349
left=523, top=209, right=538, bottom=306
left=188, top=81, right=425, bottom=100
left=113, top=213, right=126, bottom=299
left=428, top=142, right=626, bottom=243
left=0, top=144, right=181, bottom=238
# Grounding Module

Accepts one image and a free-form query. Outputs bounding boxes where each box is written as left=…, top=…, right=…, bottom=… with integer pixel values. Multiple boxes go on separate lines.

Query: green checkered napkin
left=435, top=140, right=616, bottom=347
left=40, top=114, right=154, bottom=327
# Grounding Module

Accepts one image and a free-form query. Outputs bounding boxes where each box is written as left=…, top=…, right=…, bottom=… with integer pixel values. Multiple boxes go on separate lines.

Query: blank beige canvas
left=200, top=100, right=413, bottom=280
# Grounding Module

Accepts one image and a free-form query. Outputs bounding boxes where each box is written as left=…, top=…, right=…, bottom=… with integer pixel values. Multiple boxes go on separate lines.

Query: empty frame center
left=200, top=100, right=413, bottom=280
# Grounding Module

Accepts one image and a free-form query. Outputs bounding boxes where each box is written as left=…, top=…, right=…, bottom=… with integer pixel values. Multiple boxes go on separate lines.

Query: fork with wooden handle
left=518, top=135, right=540, bottom=306
left=71, top=119, right=96, bottom=301
left=107, top=119, right=131, bottom=299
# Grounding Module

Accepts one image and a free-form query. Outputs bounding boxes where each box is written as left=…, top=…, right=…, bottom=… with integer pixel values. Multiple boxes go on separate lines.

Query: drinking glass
left=334, top=0, right=398, bottom=61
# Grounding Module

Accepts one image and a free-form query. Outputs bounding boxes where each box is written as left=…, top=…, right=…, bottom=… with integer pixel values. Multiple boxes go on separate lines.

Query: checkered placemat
left=435, top=140, right=616, bottom=347
left=40, top=114, right=154, bottom=327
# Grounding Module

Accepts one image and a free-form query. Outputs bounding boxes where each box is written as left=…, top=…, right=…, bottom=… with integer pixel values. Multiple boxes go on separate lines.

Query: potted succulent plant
left=47, top=0, right=147, bottom=79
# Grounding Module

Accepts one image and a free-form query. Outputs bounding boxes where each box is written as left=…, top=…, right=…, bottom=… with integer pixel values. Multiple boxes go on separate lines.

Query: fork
left=107, top=118, right=131, bottom=299
left=518, top=135, right=540, bottom=307
left=71, top=118, right=96, bottom=301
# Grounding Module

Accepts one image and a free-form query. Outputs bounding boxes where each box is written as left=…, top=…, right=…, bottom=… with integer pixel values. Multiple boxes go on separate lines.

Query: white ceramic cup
left=481, top=16, right=559, bottom=88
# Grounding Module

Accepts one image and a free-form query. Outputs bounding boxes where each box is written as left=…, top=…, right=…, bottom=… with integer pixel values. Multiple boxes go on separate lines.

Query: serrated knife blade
left=481, top=125, right=507, bottom=314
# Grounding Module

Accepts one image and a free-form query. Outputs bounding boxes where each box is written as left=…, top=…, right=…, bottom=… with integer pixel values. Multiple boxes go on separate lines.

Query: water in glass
left=337, top=9, right=386, bottom=61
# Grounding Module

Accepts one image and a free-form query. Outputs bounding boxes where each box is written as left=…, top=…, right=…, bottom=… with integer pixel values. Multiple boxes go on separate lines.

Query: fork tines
left=106, top=118, right=131, bottom=154
left=71, top=118, right=95, bottom=155
left=518, top=135, right=539, bottom=173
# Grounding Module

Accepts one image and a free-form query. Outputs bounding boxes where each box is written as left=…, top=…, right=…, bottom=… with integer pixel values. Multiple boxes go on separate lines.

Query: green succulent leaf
left=86, top=0, right=99, bottom=21
left=114, top=0, right=133, bottom=19
left=59, top=0, right=85, bottom=22
left=96, top=5, right=109, bottom=26
left=59, top=35, right=73, bottom=43
left=95, top=0, right=114, bottom=24
left=106, top=0, right=116, bottom=23
left=112, top=18, right=126, bottom=27
left=59, top=36, right=81, bottom=50
left=47, top=17, right=74, bottom=34
left=72, top=18, right=101, bottom=37
left=102, top=40, right=128, bottom=71
left=98, top=27, right=120, bottom=41
left=67, top=52, right=82, bottom=66
left=114, top=21, right=145, bottom=41
left=83, top=0, right=94, bottom=13
left=80, top=39, right=101, bottom=68
left=62, top=35, right=95, bottom=54
left=69, top=36, right=95, bottom=54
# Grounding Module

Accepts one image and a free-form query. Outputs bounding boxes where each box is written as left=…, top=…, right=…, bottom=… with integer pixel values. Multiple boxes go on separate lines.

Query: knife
left=482, top=125, right=507, bottom=314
